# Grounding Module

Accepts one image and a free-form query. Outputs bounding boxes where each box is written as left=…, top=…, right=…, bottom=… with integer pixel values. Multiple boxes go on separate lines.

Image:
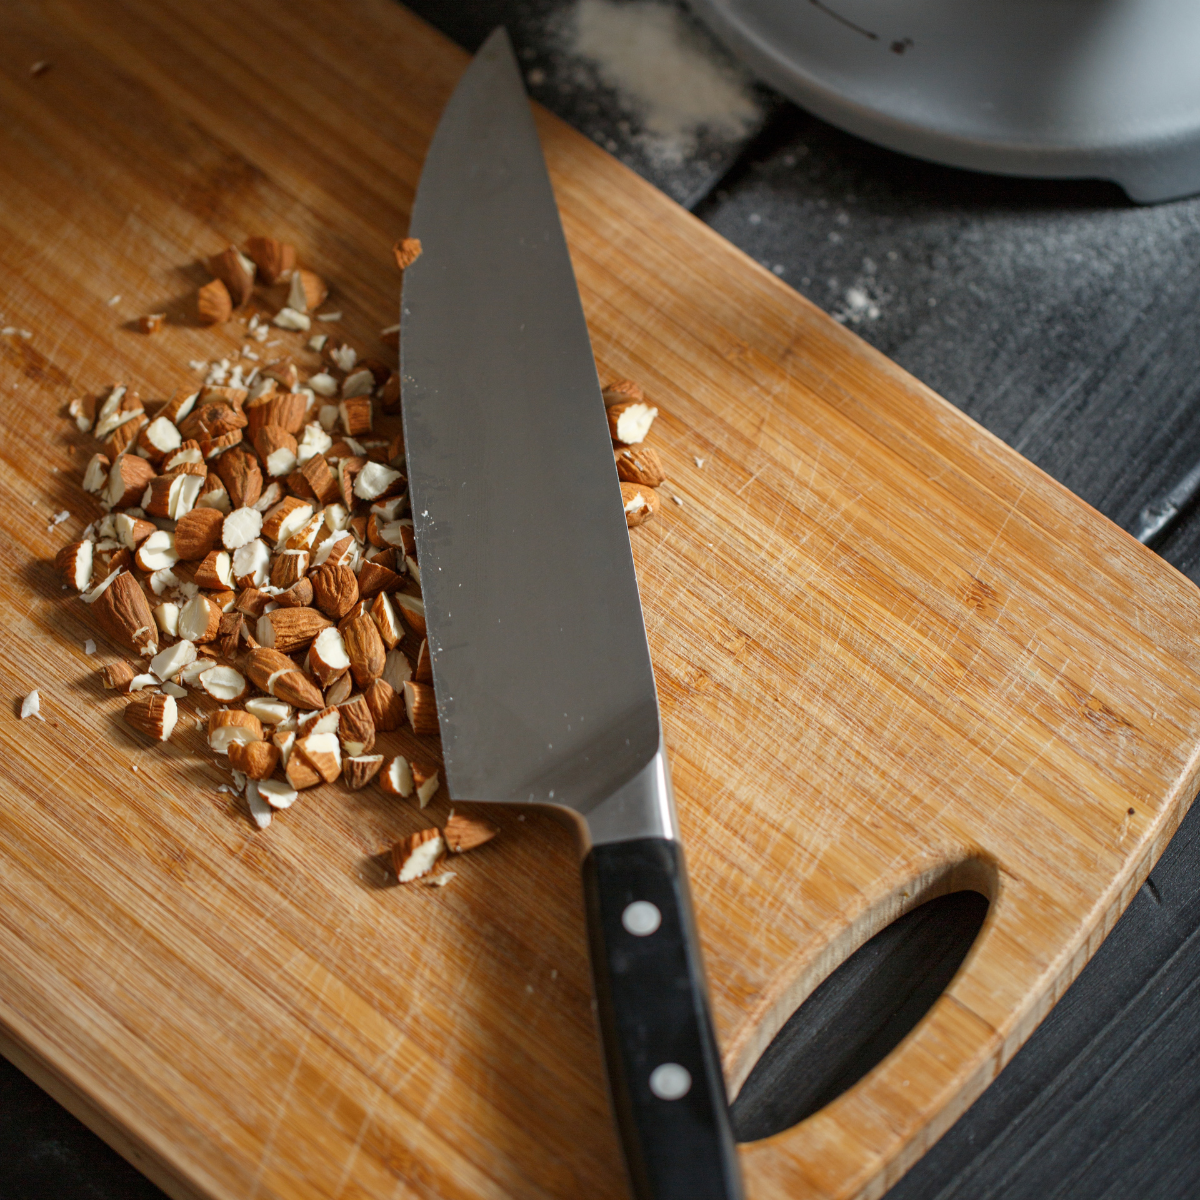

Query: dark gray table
left=5, top=3, right=1199, bottom=1196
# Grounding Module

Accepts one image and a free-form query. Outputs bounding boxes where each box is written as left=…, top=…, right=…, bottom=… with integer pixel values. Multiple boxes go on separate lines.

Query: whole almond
left=311, top=563, right=359, bottom=619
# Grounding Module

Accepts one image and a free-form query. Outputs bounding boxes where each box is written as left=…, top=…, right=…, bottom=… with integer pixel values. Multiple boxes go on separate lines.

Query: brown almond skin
left=215, top=444, right=262, bottom=510
left=602, top=379, right=644, bottom=406
left=404, top=682, right=439, bottom=736
left=343, top=755, right=384, bottom=790
left=286, top=752, right=322, bottom=790
left=208, top=246, right=255, bottom=308
left=101, top=661, right=137, bottom=692
left=92, top=572, right=157, bottom=656
left=324, top=671, right=354, bottom=706
left=194, top=550, right=230, bottom=590
left=245, top=647, right=301, bottom=691
left=174, top=507, right=225, bottom=560
left=356, top=559, right=402, bottom=598
left=337, top=694, right=376, bottom=753
left=245, top=236, right=295, bottom=285
left=197, top=278, right=232, bottom=324
left=246, top=391, right=307, bottom=439
left=363, top=678, right=404, bottom=732
left=229, top=738, right=280, bottom=780
left=392, top=238, right=422, bottom=271
left=311, top=563, right=359, bottom=619
left=123, top=692, right=172, bottom=741
left=444, top=812, right=500, bottom=854
left=300, top=454, right=341, bottom=504
left=275, top=578, right=315, bottom=608
left=615, top=445, right=666, bottom=488
left=260, top=607, right=331, bottom=653
left=343, top=613, right=385, bottom=688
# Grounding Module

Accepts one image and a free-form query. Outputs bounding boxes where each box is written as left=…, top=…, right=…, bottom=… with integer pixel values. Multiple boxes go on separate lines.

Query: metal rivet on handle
left=621, top=900, right=662, bottom=936
left=649, top=1063, right=692, bottom=1100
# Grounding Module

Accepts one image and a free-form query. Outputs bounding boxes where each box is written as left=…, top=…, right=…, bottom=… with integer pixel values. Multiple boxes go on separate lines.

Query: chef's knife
left=400, top=27, right=743, bottom=1200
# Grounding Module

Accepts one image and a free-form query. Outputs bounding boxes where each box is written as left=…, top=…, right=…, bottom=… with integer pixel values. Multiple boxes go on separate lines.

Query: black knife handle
left=582, top=838, right=744, bottom=1200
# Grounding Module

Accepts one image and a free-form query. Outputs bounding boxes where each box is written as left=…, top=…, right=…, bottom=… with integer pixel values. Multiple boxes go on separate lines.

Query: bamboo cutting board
left=2, top=2, right=1200, bottom=1199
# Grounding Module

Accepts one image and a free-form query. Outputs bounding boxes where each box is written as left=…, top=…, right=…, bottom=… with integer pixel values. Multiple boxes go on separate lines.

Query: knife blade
left=401, top=28, right=743, bottom=1200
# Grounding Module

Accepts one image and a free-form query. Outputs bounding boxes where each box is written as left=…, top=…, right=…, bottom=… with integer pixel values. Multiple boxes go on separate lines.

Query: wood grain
left=2, top=2, right=1199, bottom=1199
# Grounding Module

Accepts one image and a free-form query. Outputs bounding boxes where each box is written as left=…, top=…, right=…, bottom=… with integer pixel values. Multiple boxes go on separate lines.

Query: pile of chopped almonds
left=51, top=234, right=661, bottom=885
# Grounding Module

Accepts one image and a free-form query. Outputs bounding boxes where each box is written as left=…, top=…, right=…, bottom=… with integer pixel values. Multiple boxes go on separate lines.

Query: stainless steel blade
left=401, top=28, right=662, bottom=819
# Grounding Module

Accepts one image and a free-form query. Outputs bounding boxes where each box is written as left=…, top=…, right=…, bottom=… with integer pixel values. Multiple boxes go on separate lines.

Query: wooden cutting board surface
left=3, top=2, right=1200, bottom=1198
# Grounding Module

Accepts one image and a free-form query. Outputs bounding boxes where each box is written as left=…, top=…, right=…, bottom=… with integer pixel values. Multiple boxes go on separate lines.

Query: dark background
left=5, top=2, right=1199, bottom=1196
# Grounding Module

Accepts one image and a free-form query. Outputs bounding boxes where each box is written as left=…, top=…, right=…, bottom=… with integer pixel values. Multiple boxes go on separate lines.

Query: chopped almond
left=444, top=810, right=500, bottom=854
left=392, top=827, right=443, bottom=883
left=621, top=482, right=660, bottom=528
left=208, top=709, right=263, bottom=755
left=404, top=681, right=438, bottom=736
left=380, top=755, right=413, bottom=797
left=245, top=236, right=296, bottom=285
left=199, top=665, right=249, bottom=703
left=601, top=379, right=644, bottom=406
left=228, top=738, right=279, bottom=780
left=124, top=692, right=177, bottom=741
left=197, top=278, right=233, bottom=324
left=344, top=754, right=384, bottom=790
left=101, top=661, right=138, bottom=692
left=412, top=762, right=440, bottom=807
left=311, top=562, right=359, bottom=619
left=392, top=237, right=422, bottom=271
left=56, top=540, right=94, bottom=592
left=607, top=399, right=659, bottom=446
left=615, top=445, right=666, bottom=487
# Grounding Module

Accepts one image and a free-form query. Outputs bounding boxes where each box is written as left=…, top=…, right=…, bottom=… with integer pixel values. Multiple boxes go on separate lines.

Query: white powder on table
left=566, top=0, right=759, bottom=166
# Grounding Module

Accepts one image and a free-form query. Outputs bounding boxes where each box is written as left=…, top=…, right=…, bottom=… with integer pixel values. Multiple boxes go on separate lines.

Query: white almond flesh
left=150, top=639, right=197, bottom=682
left=83, top=454, right=109, bottom=494
left=300, top=730, right=341, bottom=764
left=135, top=530, right=178, bottom=572
left=245, top=697, right=290, bottom=724
left=246, top=781, right=272, bottom=830
left=143, top=416, right=182, bottom=457
left=168, top=472, right=203, bottom=519
left=154, top=602, right=180, bottom=637
left=373, top=592, right=400, bottom=644
left=273, top=306, right=310, bottom=331
left=310, top=626, right=351, bottom=684
left=155, top=694, right=179, bottom=740
left=200, top=666, right=248, bottom=702
left=115, top=512, right=148, bottom=550
left=613, top=402, right=658, bottom=444
left=265, top=446, right=297, bottom=477
left=180, top=658, right=211, bottom=687
left=232, top=538, right=271, bottom=587
left=64, top=539, right=94, bottom=590
left=178, top=595, right=216, bottom=642
left=397, top=833, right=444, bottom=882
left=223, top=506, right=263, bottom=550
left=148, top=567, right=180, bottom=596
left=382, top=648, right=413, bottom=693
left=274, top=501, right=314, bottom=546
left=274, top=730, right=295, bottom=766
left=352, top=461, right=400, bottom=501
left=341, top=370, right=374, bottom=399
left=173, top=392, right=199, bottom=423
left=209, top=550, right=234, bottom=588
left=309, top=372, right=337, bottom=397
left=128, top=673, right=159, bottom=692
left=383, top=756, right=413, bottom=797
left=416, top=770, right=440, bottom=808
left=196, top=485, right=231, bottom=514
left=312, top=531, right=353, bottom=568
left=209, top=720, right=261, bottom=756
left=324, top=504, right=350, bottom=532
left=20, top=691, right=42, bottom=720
left=406, top=556, right=421, bottom=585
left=318, top=404, right=339, bottom=431
left=259, top=779, right=299, bottom=809
left=162, top=681, right=188, bottom=699
left=372, top=497, right=407, bottom=522
left=164, top=444, right=203, bottom=472
left=296, top=421, right=332, bottom=465
left=377, top=519, right=409, bottom=548
left=81, top=567, right=121, bottom=605
left=330, top=344, right=357, bottom=372
left=254, top=481, right=284, bottom=513
left=298, top=708, right=340, bottom=737
left=285, top=511, right=324, bottom=550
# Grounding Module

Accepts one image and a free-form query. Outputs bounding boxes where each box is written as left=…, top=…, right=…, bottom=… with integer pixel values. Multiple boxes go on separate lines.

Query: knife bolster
left=584, top=746, right=679, bottom=847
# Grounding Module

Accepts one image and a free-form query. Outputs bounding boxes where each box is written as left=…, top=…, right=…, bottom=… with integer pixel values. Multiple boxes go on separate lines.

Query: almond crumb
left=20, top=690, right=43, bottom=720
left=392, top=238, right=422, bottom=271
left=138, top=313, right=166, bottom=335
